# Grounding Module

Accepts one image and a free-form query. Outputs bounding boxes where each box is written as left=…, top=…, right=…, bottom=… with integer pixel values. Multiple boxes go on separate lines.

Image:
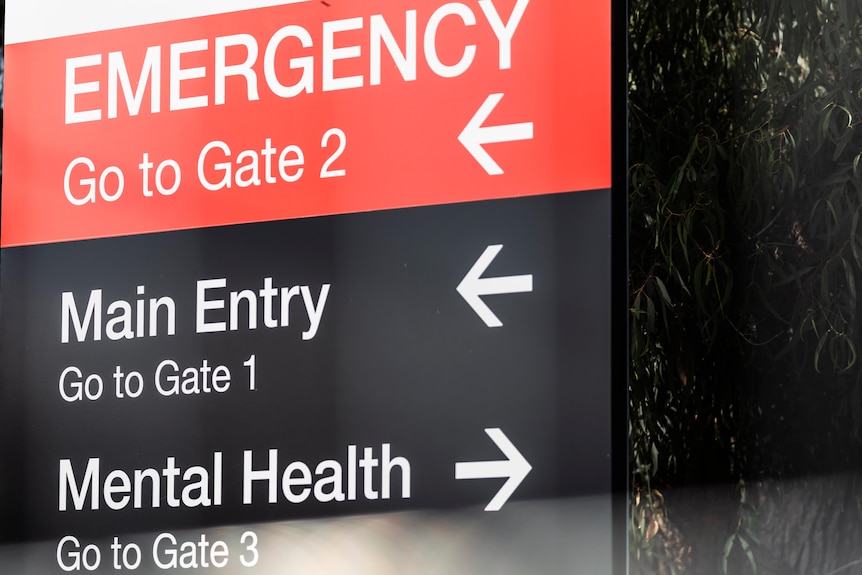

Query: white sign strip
left=6, top=0, right=311, bottom=45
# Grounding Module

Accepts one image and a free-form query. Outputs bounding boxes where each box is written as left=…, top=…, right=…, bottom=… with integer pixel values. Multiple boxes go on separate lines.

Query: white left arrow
left=455, top=428, right=532, bottom=511
left=458, top=93, right=534, bottom=175
left=457, top=244, right=533, bottom=328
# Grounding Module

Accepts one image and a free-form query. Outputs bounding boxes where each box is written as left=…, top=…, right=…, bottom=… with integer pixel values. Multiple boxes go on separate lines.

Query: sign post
left=0, top=1, right=622, bottom=572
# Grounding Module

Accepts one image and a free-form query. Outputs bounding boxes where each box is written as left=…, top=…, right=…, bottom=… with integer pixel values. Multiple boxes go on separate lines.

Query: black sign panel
left=1, top=191, right=611, bottom=550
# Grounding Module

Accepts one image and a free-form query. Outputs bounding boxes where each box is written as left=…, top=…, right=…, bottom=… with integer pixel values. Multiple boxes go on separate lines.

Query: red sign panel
left=2, top=0, right=610, bottom=246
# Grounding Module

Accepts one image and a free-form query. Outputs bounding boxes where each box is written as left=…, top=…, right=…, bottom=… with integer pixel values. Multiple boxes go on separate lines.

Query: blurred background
left=629, top=1, right=862, bottom=573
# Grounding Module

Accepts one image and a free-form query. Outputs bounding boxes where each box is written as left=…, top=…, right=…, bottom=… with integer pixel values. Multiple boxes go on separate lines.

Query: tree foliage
left=629, top=0, right=862, bottom=571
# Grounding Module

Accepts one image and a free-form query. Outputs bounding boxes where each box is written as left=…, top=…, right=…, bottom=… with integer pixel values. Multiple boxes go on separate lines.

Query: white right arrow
left=455, top=428, right=532, bottom=511
left=457, top=244, right=533, bottom=328
left=458, top=93, right=534, bottom=175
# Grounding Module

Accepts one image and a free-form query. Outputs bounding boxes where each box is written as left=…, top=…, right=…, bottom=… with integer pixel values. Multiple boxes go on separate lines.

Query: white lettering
left=370, top=11, right=417, bottom=85
left=215, top=34, right=260, bottom=105
left=264, top=25, right=314, bottom=98
left=59, top=458, right=100, bottom=511
left=322, top=17, right=364, bottom=91
left=479, top=0, right=530, bottom=69
left=62, top=3, right=530, bottom=123
left=197, top=278, right=227, bottom=333
left=108, top=47, right=161, bottom=118
left=301, top=284, right=330, bottom=340
left=170, top=39, right=209, bottom=111
left=62, top=290, right=102, bottom=343
left=66, top=55, right=102, bottom=124
left=425, top=3, right=476, bottom=78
